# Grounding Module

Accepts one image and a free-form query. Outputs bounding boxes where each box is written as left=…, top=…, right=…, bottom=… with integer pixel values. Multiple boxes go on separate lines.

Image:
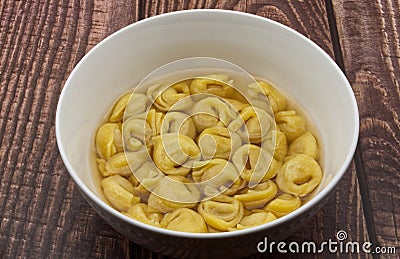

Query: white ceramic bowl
left=56, top=9, right=359, bottom=258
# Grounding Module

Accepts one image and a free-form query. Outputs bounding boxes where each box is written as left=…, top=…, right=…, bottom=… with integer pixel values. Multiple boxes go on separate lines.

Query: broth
left=90, top=73, right=324, bottom=232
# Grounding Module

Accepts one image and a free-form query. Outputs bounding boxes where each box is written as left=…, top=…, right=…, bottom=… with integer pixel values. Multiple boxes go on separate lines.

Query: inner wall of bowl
left=58, top=11, right=357, bottom=199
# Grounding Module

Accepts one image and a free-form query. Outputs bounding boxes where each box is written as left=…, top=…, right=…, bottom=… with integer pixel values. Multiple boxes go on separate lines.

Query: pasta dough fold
left=198, top=127, right=241, bottom=160
left=147, top=175, right=200, bottom=213
left=224, top=98, right=250, bottom=112
left=248, top=81, right=287, bottom=113
left=161, top=208, right=208, bottom=233
left=97, top=150, right=148, bottom=178
left=96, top=123, right=123, bottom=159
left=122, top=117, right=152, bottom=152
left=198, top=195, right=244, bottom=231
left=124, top=203, right=163, bottom=227
left=288, top=131, right=319, bottom=160
left=232, top=144, right=280, bottom=186
left=124, top=93, right=151, bottom=118
left=276, top=154, right=322, bottom=196
left=275, top=110, right=306, bottom=142
left=189, top=74, right=234, bottom=98
left=264, top=194, right=301, bottom=217
left=262, top=129, right=288, bottom=162
left=191, top=97, right=237, bottom=132
left=152, top=134, right=200, bottom=176
left=101, top=175, right=140, bottom=211
left=234, top=210, right=277, bottom=230
left=146, top=109, right=164, bottom=137
left=229, top=106, right=273, bottom=144
left=192, top=159, right=241, bottom=197
left=161, top=111, right=196, bottom=139
left=110, top=93, right=132, bottom=122
left=234, top=180, right=278, bottom=210
left=148, top=82, right=191, bottom=111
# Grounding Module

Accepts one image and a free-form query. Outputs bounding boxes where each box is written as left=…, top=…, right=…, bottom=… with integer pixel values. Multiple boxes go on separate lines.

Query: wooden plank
left=143, top=0, right=246, bottom=15
left=142, top=1, right=370, bottom=258
left=0, top=0, right=375, bottom=258
left=243, top=2, right=371, bottom=256
left=143, top=0, right=333, bottom=57
left=0, top=0, right=139, bottom=258
left=246, top=2, right=370, bottom=256
left=247, top=0, right=334, bottom=58
left=332, top=0, right=400, bottom=253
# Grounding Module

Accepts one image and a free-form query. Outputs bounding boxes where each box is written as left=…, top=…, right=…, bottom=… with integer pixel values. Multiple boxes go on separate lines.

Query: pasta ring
left=276, top=154, right=322, bottom=196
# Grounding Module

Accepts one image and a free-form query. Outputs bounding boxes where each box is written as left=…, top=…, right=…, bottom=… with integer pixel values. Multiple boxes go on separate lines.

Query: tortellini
left=147, top=175, right=200, bottom=213
left=96, top=151, right=148, bottom=178
left=224, top=98, right=249, bottom=112
left=133, top=160, right=161, bottom=183
left=146, top=108, right=164, bottom=137
left=124, top=93, right=151, bottom=118
left=192, top=159, right=241, bottom=197
left=197, top=127, right=241, bottom=160
left=122, top=117, right=152, bottom=152
left=152, top=134, right=200, bottom=176
left=198, top=195, right=244, bottom=231
left=288, top=131, right=319, bottom=160
left=94, top=74, right=324, bottom=233
left=234, top=180, right=278, bottom=210
left=148, top=81, right=191, bottom=111
left=161, top=208, right=208, bottom=233
left=124, top=203, right=163, bottom=227
left=234, top=210, right=277, bottom=230
left=101, top=175, right=140, bottom=211
left=275, top=110, right=306, bottom=142
left=109, top=93, right=132, bottom=122
left=191, top=97, right=237, bottom=132
left=248, top=81, right=287, bottom=113
left=134, top=162, right=164, bottom=203
left=262, top=130, right=288, bottom=162
left=161, top=111, right=196, bottom=139
left=276, top=154, right=322, bottom=196
left=96, top=123, right=123, bottom=159
left=229, top=106, right=273, bottom=144
left=189, top=74, right=234, bottom=98
left=264, top=194, right=301, bottom=218
left=232, top=144, right=281, bottom=185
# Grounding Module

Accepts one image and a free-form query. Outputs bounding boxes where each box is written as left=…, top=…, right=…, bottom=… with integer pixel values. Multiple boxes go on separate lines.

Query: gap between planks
left=324, top=0, right=380, bottom=257
left=117, top=1, right=375, bottom=258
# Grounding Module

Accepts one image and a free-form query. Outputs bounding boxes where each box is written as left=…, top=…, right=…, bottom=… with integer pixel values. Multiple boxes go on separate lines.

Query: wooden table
left=0, top=0, right=399, bottom=258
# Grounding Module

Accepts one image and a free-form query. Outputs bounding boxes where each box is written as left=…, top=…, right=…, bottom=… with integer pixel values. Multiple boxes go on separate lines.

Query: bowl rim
left=56, top=9, right=359, bottom=239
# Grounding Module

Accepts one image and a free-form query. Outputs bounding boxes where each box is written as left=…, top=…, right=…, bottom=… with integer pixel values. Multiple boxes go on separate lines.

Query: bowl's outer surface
left=56, top=9, right=359, bottom=258
left=80, top=184, right=331, bottom=258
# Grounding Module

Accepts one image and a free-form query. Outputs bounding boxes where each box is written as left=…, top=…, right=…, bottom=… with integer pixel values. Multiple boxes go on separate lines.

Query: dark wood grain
left=332, top=0, right=400, bottom=255
left=0, top=0, right=398, bottom=258
left=247, top=1, right=370, bottom=258
left=143, top=1, right=370, bottom=258
left=143, top=0, right=246, bottom=16
left=248, top=0, right=334, bottom=58
left=0, top=0, right=138, bottom=258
